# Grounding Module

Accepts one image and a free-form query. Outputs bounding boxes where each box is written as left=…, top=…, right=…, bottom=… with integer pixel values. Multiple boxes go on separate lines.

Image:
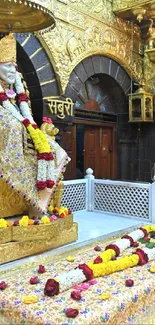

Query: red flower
left=144, top=236, right=150, bottom=242
left=78, top=264, right=94, bottom=281
left=71, top=291, right=81, bottom=301
left=13, top=220, right=19, bottom=226
left=30, top=276, right=39, bottom=285
left=46, top=180, right=55, bottom=189
left=43, top=117, right=53, bottom=124
left=0, top=92, right=8, bottom=104
left=125, top=279, right=134, bottom=287
left=44, top=279, right=59, bottom=297
left=0, top=281, right=7, bottom=290
left=17, top=92, right=28, bottom=103
left=135, top=248, right=148, bottom=266
left=37, top=153, right=54, bottom=161
left=22, top=119, right=30, bottom=128
left=36, top=181, right=46, bottom=190
left=59, top=213, right=66, bottom=218
left=65, top=308, right=79, bottom=318
left=139, top=227, right=148, bottom=237
left=105, top=244, right=120, bottom=257
left=94, top=256, right=102, bottom=264
left=150, top=231, right=155, bottom=238
left=122, top=235, right=134, bottom=246
left=38, top=265, right=46, bottom=273
left=94, top=245, right=102, bottom=252
left=32, top=124, right=38, bottom=129
left=133, top=242, right=139, bottom=248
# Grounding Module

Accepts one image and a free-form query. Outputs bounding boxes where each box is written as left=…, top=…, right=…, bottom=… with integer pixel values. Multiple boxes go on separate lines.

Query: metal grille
left=92, top=181, right=151, bottom=219
left=61, top=180, right=88, bottom=212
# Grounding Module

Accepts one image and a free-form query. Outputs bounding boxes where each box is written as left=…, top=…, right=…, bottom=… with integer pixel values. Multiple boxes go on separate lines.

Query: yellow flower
left=41, top=216, right=50, bottom=224
left=142, top=225, right=151, bottom=232
left=59, top=208, right=67, bottom=217
left=149, top=265, right=155, bottom=273
left=99, top=293, right=111, bottom=300
left=48, top=205, right=54, bottom=213
left=19, top=215, right=29, bottom=227
left=0, top=218, right=8, bottom=228
left=22, top=296, right=39, bottom=304
left=66, top=256, right=75, bottom=262
left=60, top=206, right=68, bottom=214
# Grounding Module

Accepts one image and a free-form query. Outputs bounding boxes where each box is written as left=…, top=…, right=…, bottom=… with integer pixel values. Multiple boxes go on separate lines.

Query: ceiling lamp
left=0, top=0, right=55, bottom=33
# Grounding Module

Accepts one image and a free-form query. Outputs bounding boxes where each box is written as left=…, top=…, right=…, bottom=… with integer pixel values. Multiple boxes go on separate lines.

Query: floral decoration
left=65, top=308, right=79, bottom=318
left=30, top=277, right=39, bottom=285
left=70, top=291, right=82, bottom=301
left=0, top=281, right=7, bottom=290
left=43, top=225, right=155, bottom=296
left=38, top=265, right=46, bottom=274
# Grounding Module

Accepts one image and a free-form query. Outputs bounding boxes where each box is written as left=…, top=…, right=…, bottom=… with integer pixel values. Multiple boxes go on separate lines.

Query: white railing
left=61, top=179, right=89, bottom=212
left=62, top=169, right=155, bottom=222
left=91, top=179, right=152, bottom=221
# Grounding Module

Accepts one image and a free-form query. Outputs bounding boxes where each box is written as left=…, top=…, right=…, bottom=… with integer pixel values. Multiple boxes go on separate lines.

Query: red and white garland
left=44, top=225, right=155, bottom=297
left=0, top=70, right=55, bottom=191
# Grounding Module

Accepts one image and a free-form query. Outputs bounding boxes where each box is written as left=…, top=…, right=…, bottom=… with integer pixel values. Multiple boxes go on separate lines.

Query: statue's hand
left=41, top=121, right=59, bottom=140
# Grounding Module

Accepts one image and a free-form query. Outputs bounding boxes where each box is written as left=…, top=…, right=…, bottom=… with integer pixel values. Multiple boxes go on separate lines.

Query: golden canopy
left=0, top=0, right=55, bottom=33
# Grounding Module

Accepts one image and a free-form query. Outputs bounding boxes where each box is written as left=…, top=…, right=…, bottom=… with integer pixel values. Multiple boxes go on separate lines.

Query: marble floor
left=0, top=211, right=147, bottom=273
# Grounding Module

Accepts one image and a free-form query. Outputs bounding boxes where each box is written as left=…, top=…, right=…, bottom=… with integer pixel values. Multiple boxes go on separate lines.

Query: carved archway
left=64, top=55, right=132, bottom=103
left=62, top=55, right=139, bottom=182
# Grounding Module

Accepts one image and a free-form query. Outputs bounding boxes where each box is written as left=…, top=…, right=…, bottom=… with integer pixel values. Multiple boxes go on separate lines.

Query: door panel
left=84, top=126, right=113, bottom=179
left=84, top=126, right=100, bottom=178
left=61, top=125, right=76, bottom=180
left=100, top=128, right=112, bottom=179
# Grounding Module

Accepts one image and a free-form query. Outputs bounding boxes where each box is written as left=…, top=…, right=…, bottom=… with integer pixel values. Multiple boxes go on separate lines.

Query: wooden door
left=84, top=126, right=100, bottom=178
left=84, top=126, right=113, bottom=179
left=61, top=125, right=76, bottom=180
left=100, top=128, right=113, bottom=179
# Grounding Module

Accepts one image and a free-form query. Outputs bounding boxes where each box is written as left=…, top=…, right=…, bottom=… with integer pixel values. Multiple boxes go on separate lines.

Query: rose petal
left=65, top=308, right=79, bottom=318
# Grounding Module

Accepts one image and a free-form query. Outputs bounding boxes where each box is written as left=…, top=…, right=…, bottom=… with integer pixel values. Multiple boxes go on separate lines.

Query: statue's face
left=0, top=62, right=16, bottom=84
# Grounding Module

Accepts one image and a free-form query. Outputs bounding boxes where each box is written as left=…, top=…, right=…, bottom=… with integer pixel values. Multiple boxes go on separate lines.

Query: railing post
left=151, top=182, right=155, bottom=223
left=84, top=168, right=94, bottom=211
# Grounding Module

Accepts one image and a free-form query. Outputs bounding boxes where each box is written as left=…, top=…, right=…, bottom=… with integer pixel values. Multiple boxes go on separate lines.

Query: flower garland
left=0, top=206, right=70, bottom=228
left=0, top=70, right=55, bottom=190
left=44, top=225, right=155, bottom=297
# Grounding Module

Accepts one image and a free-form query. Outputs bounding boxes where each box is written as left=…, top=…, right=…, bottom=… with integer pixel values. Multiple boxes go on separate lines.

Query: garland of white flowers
left=44, top=226, right=155, bottom=296
left=0, top=71, right=55, bottom=192
left=0, top=71, right=34, bottom=123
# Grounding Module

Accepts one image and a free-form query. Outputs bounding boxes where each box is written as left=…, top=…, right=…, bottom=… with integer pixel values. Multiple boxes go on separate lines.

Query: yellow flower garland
left=88, top=254, right=139, bottom=278
left=27, top=125, right=51, bottom=153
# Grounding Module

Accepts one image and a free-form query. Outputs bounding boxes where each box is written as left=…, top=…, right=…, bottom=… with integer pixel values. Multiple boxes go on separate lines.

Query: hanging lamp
left=0, top=0, right=55, bottom=33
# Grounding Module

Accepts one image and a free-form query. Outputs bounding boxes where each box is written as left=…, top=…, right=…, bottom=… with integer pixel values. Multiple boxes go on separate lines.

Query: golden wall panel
left=39, top=0, right=143, bottom=94
left=113, top=0, right=153, bottom=12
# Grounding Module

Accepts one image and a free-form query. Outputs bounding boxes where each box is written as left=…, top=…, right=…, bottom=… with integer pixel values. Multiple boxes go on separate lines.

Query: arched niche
left=16, top=34, right=60, bottom=125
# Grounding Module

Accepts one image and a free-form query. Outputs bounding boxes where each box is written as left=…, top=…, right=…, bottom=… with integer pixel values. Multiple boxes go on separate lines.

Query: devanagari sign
left=47, top=97, right=74, bottom=119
